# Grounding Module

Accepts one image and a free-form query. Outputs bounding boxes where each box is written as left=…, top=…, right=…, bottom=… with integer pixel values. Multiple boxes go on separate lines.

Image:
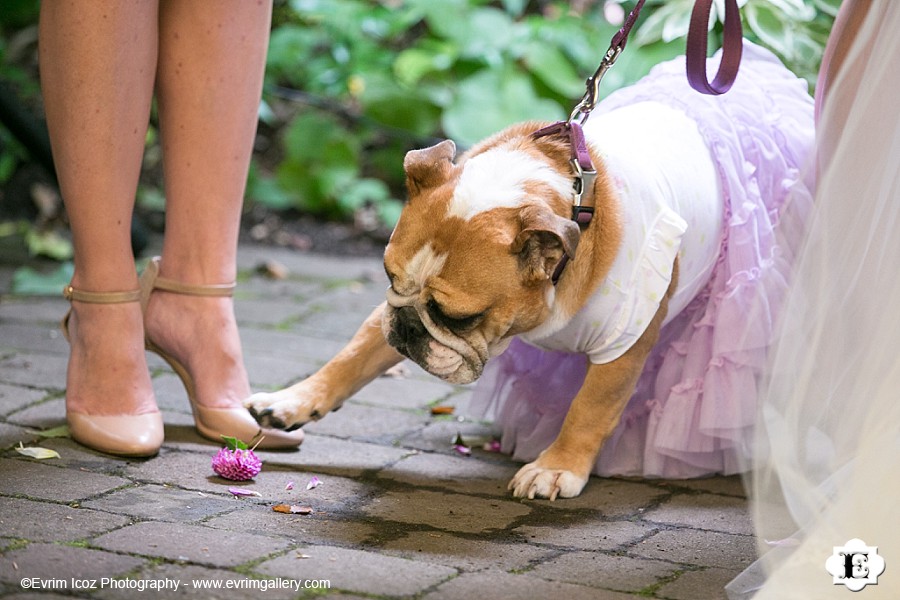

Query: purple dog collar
left=531, top=121, right=597, bottom=284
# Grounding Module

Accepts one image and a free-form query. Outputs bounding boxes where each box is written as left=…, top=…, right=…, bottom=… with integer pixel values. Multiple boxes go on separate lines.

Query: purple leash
left=532, top=0, right=744, bottom=284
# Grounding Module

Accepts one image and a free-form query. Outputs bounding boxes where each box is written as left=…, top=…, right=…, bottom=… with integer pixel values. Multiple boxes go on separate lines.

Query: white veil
left=729, top=1, right=900, bottom=597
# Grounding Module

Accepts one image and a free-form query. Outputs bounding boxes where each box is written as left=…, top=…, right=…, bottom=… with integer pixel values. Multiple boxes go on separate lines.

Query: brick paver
left=0, top=242, right=758, bottom=599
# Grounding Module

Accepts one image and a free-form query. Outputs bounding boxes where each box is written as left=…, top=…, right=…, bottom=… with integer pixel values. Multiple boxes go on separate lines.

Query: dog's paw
left=508, top=462, right=589, bottom=501
left=243, top=383, right=337, bottom=432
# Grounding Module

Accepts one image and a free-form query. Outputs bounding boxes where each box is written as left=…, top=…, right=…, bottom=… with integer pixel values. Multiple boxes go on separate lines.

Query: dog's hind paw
left=508, top=462, right=588, bottom=501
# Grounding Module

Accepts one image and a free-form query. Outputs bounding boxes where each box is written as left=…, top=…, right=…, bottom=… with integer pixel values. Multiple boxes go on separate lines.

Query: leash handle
left=569, top=0, right=744, bottom=121
left=686, top=0, right=743, bottom=94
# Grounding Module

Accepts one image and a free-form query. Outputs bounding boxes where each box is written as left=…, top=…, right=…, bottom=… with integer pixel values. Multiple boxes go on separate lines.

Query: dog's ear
left=404, top=140, right=456, bottom=196
left=512, top=205, right=580, bottom=283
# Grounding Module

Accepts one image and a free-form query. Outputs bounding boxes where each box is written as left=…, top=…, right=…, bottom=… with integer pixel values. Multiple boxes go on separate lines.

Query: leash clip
left=567, top=44, right=622, bottom=125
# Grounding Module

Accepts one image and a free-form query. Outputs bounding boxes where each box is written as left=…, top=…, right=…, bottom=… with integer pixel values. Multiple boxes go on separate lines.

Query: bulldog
left=246, top=43, right=814, bottom=500
left=246, top=96, right=732, bottom=498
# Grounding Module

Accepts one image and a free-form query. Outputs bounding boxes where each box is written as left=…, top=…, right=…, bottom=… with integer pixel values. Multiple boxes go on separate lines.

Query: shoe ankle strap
left=152, top=276, right=235, bottom=297
left=63, top=285, right=142, bottom=304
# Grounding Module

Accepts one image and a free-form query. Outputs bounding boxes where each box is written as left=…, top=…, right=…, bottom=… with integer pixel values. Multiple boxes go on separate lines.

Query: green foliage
left=0, top=0, right=836, bottom=231
left=11, top=261, right=74, bottom=296
left=0, top=0, right=40, bottom=29
left=257, top=0, right=628, bottom=225
left=259, top=0, right=834, bottom=227
left=0, top=0, right=42, bottom=187
left=627, top=0, right=838, bottom=88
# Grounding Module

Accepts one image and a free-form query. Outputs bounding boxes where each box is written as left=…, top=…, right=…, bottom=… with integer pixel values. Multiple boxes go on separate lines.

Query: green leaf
left=522, top=42, right=585, bottom=98
left=0, top=221, right=21, bottom=237
left=11, top=262, right=74, bottom=296
left=394, top=40, right=458, bottom=87
left=425, top=6, right=518, bottom=66
left=246, top=171, right=294, bottom=211
left=762, top=0, right=816, bottom=21
left=27, top=425, right=71, bottom=439
left=442, top=66, right=564, bottom=147
left=811, top=0, right=841, bottom=17
left=25, top=229, right=73, bottom=260
left=633, top=0, right=694, bottom=47
left=360, top=71, right=442, bottom=135
left=0, top=149, right=18, bottom=184
left=419, top=0, right=476, bottom=42
left=221, top=435, right=248, bottom=451
left=745, top=3, right=793, bottom=58
left=337, top=178, right=391, bottom=213
left=377, top=199, right=404, bottom=229
left=458, top=7, right=519, bottom=62
left=501, top=0, right=527, bottom=18
left=137, top=185, right=166, bottom=212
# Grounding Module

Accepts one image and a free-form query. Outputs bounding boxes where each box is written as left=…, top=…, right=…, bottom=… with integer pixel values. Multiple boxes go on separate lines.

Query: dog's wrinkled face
left=381, top=129, right=581, bottom=384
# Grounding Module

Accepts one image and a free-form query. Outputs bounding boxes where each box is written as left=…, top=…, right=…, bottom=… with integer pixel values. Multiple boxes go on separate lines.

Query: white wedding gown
left=728, top=1, right=900, bottom=597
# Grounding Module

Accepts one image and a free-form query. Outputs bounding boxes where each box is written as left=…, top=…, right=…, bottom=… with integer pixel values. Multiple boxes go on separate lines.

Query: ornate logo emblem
left=825, top=538, right=886, bottom=591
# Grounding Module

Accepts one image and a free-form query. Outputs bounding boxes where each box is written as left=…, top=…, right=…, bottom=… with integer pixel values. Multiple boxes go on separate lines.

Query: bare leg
left=40, top=1, right=159, bottom=417
left=143, top=0, right=272, bottom=409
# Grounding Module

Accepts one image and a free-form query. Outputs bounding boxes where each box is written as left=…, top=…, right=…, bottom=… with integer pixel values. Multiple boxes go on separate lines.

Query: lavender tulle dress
left=468, top=41, right=816, bottom=479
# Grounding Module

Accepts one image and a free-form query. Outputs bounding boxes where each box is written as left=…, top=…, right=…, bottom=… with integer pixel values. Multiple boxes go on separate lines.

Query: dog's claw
left=509, top=462, right=587, bottom=500
left=243, top=388, right=336, bottom=432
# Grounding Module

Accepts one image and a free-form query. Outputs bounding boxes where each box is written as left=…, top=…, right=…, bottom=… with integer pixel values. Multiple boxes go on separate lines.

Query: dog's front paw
left=243, top=382, right=337, bottom=432
left=508, top=461, right=589, bottom=501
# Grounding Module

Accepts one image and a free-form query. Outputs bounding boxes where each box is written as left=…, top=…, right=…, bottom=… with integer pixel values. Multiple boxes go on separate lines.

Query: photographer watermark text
left=20, top=576, right=330, bottom=593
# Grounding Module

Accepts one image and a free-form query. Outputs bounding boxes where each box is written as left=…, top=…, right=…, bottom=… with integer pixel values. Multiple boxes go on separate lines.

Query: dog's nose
left=395, top=306, right=426, bottom=343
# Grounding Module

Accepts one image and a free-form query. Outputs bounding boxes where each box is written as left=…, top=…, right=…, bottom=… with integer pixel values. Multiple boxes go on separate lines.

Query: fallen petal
left=430, top=406, right=455, bottom=415
left=482, top=440, right=502, bottom=452
left=306, top=476, right=321, bottom=490
left=285, top=481, right=295, bottom=491
left=15, top=443, right=60, bottom=460
left=228, top=487, right=262, bottom=497
left=453, top=444, right=472, bottom=456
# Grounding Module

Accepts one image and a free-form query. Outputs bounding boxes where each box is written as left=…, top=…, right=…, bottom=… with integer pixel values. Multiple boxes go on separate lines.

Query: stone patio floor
left=0, top=241, right=757, bottom=599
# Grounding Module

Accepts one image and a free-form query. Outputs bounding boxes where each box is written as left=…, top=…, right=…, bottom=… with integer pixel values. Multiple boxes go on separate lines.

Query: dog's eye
left=427, top=299, right=483, bottom=331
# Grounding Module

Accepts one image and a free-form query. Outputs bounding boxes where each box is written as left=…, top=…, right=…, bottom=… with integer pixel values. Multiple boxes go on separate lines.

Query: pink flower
left=212, top=447, right=262, bottom=481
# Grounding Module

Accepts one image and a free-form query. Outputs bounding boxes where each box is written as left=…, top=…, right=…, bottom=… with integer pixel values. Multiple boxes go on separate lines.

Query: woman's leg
left=144, top=0, right=272, bottom=410
left=40, top=0, right=159, bottom=417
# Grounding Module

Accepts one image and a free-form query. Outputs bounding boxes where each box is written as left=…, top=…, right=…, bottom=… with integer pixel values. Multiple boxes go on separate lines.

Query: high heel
left=139, top=257, right=303, bottom=449
left=61, top=285, right=164, bottom=457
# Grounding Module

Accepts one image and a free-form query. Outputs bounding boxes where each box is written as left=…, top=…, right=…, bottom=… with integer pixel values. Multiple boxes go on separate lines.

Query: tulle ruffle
left=468, top=41, right=815, bottom=478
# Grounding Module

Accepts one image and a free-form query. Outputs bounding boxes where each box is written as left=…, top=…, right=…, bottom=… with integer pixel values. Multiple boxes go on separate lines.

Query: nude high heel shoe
left=61, top=285, right=165, bottom=457
left=139, top=257, right=303, bottom=449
